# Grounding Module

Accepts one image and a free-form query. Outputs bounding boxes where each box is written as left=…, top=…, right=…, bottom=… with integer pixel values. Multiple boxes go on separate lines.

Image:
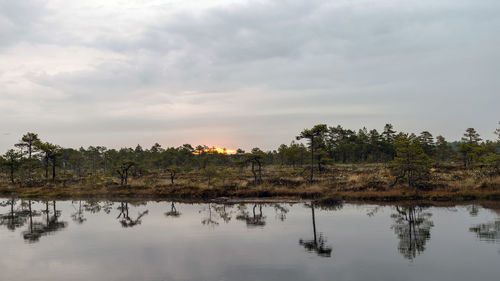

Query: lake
left=0, top=199, right=498, bottom=281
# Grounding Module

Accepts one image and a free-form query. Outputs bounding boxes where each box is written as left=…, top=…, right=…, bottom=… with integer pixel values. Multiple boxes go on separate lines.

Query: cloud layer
left=1, top=0, right=499, bottom=151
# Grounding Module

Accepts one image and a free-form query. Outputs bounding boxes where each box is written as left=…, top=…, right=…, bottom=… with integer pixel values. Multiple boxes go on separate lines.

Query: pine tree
left=1, top=149, right=23, bottom=184
left=418, top=131, right=435, bottom=157
left=435, top=135, right=451, bottom=162
left=296, top=124, right=327, bottom=182
left=458, top=128, right=482, bottom=169
left=390, top=134, right=431, bottom=189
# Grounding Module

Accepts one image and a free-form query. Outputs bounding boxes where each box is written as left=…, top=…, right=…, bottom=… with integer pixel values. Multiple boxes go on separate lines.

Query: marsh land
left=0, top=163, right=498, bottom=202
left=1, top=124, right=499, bottom=201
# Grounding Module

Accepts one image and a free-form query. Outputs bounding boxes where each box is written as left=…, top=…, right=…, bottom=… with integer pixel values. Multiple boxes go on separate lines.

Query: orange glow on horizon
left=193, top=147, right=237, bottom=155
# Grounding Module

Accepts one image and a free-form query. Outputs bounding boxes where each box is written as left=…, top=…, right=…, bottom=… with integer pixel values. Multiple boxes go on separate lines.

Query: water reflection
left=273, top=204, right=289, bottom=221
left=469, top=220, right=500, bottom=242
left=213, top=204, right=232, bottom=223
left=117, top=202, right=149, bottom=228
left=22, top=200, right=67, bottom=243
left=466, top=204, right=480, bottom=217
left=299, top=203, right=334, bottom=257
left=2, top=199, right=500, bottom=260
left=469, top=204, right=500, bottom=244
left=0, top=199, right=29, bottom=231
left=195, top=203, right=291, bottom=228
left=41, top=201, right=67, bottom=235
left=236, top=204, right=266, bottom=228
left=165, top=202, right=181, bottom=217
left=22, top=200, right=42, bottom=242
left=71, top=200, right=87, bottom=224
left=390, top=205, right=434, bottom=261
left=0, top=200, right=499, bottom=281
left=83, top=200, right=114, bottom=214
left=200, top=203, right=219, bottom=227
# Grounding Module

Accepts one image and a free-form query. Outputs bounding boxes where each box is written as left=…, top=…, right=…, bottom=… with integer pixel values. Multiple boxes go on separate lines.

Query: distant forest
left=1, top=122, right=499, bottom=186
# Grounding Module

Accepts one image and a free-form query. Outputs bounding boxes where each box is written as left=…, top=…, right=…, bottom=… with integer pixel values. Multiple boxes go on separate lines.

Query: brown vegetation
left=0, top=163, right=498, bottom=201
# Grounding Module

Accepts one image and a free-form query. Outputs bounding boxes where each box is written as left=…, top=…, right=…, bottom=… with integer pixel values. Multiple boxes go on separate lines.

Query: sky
left=0, top=0, right=499, bottom=152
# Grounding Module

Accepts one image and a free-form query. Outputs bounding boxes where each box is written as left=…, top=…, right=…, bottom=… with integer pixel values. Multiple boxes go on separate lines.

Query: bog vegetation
left=1, top=122, right=499, bottom=201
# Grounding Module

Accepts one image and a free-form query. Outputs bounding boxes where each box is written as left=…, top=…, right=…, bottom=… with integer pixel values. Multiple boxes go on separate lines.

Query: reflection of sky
left=0, top=201, right=498, bottom=281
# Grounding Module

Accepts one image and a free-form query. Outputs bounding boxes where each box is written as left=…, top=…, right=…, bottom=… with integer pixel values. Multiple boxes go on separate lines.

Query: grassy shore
left=0, top=164, right=498, bottom=201
left=0, top=184, right=499, bottom=202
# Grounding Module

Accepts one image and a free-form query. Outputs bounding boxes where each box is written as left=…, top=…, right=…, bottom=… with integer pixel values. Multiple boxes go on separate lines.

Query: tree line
left=1, top=122, right=499, bottom=187
left=296, top=123, right=499, bottom=187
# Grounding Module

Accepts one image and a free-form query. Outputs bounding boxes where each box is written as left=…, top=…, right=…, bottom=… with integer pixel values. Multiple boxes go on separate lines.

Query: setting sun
left=193, top=147, right=237, bottom=155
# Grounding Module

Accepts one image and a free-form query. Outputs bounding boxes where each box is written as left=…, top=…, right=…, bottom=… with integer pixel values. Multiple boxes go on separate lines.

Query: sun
left=213, top=147, right=236, bottom=154
left=193, top=147, right=237, bottom=155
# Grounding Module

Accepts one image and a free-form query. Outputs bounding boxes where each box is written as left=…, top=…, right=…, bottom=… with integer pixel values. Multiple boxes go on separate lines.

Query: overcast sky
left=0, top=0, right=499, bottom=151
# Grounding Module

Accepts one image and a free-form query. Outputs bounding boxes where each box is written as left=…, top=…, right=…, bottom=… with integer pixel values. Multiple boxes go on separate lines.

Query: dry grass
left=0, top=164, right=498, bottom=201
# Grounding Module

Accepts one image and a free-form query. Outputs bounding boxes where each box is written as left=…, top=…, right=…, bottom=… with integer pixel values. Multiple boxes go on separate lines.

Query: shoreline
left=1, top=184, right=498, bottom=202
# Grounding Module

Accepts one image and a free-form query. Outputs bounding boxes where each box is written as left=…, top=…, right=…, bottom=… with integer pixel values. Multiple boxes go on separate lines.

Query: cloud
left=0, top=0, right=499, bottom=151
left=0, top=1, right=49, bottom=48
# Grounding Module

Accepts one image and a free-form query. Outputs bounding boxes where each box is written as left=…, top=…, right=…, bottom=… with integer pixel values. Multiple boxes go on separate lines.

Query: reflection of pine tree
left=391, top=206, right=433, bottom=261
left=213, top=204, right=231, bottom=223
left=299, top=203, right=332, bottom=257
left=200, top=203, right=219, bottom=227
left=273, top=204, right=289, bottom=221
left=117, top=202, right=148, bottom=228
left=466, top=205, right=480, bottom=217
left=42, top=201, right=67, bottom=234
left=236, top=204, right=266, bottom=228
left=469, top=220, right=500, bottom=242
left=22, top=201, right=67, bottom=243
left=22, top=200, right=42, bottom=242
left=84, top=200, right=114, bottom=214
left=72, top=200, right=114, bottom=223
left=165, top=202, right=181, bottom=218
left=0, top=199, right=28, bottom=231
left=71, top=200, right=87, bottom=224
left=299, top=233, right=331, bottom=257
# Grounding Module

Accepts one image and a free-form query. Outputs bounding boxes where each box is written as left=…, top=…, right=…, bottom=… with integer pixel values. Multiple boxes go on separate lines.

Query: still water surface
left=0, top=199, right=498, bottom=281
